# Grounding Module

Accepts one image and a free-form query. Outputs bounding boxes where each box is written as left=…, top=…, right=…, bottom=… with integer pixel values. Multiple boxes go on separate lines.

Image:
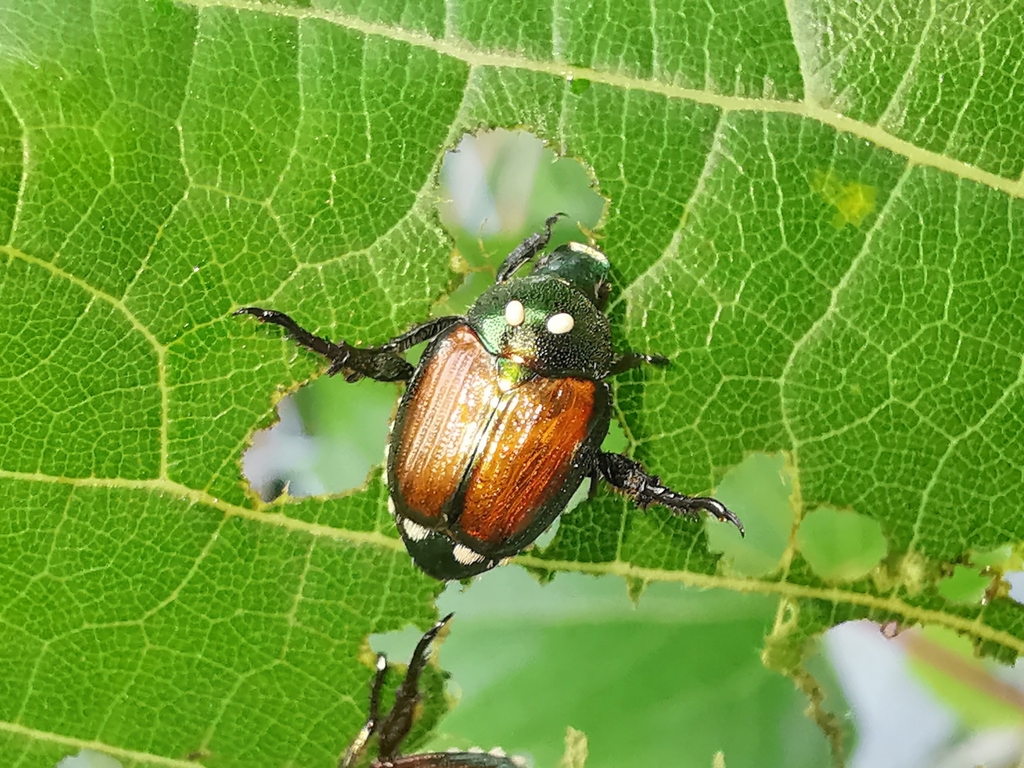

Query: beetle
left=237, top=214, right=743, bottom=580
left=339, top=614, right=524, bottom=768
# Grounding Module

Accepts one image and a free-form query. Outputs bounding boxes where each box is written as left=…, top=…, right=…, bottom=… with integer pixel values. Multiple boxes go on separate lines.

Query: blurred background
left=64, top=130, right=1024, bottom=768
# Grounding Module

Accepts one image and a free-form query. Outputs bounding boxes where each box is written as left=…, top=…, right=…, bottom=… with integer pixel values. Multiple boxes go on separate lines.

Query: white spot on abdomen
left=452, top=543, right=485, bottom=565
left=400, top=518, right=431, bottom=542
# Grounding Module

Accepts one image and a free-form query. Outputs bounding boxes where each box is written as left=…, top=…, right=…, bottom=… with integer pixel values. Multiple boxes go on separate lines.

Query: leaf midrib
left=0, top=719, right=199, bottom=768
left=2, top=466, right=1017, bottom=657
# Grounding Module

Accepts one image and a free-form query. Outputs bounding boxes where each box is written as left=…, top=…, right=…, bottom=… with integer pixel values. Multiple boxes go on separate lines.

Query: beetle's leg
left=597, top=453, right=744, bottom=535
left=235, top=308, right=457, bottom=383
left=341, top=316, right=459, bottom=381
left=235, top=307, right=338, bottom=359
left=375, top=613, right=454, bottom=761
left=338, top=654, right=389, bottom=768
left=586, top=465, right=601, bottom=501
left=495, top=213, right=565, bottom=283
left=610, top=352, right=670, bottom=375
left=378, top=316, right=460, bottom=354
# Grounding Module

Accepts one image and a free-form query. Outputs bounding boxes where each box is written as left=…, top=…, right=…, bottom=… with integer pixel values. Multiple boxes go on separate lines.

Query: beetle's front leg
left=376, top=315, right=460, bottom=355
left=610, top=351, right=669, bottom=375
left=235, top=307, right=421, bottom=383
left=495, top=213, right=565, bottom=282
left=597, top=452, right=744, bottom=535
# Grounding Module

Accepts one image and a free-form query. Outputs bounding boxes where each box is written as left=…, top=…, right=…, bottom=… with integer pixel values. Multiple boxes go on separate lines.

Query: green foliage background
left=1, top=0, right=1023, bottom=766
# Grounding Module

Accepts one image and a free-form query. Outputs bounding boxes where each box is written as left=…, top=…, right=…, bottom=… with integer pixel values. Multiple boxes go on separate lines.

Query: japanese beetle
left=340, top=614, right=524, bottom=768
left=237, top=215, right=744, bottom=580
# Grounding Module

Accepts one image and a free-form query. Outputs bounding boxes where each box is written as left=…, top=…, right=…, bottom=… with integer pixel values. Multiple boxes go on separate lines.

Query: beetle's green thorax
left=467, top=245, right=614, bottom=380
left=531, top=242, right=611, bottom=309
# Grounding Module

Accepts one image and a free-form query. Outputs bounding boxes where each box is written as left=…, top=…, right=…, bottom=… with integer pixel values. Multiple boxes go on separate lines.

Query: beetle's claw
left=684, top=495, right=749, bottom=536
left=637, top=476, right=744, bottom=535
left=694, top=498, right=745, bottom=537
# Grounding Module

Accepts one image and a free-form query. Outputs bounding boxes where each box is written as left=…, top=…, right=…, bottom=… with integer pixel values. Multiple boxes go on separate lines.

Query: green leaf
left=426, top=574, right=831, bottom=768
left=1, top=0, right=1023, bottom=766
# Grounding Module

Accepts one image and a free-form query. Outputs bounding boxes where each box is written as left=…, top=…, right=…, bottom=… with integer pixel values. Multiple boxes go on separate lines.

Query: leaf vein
left=516, top=554, right=1024, bottom=656
left=0, top=720, right=201, bottom=768
left=1, top=246, right=171, bottom=478
left=0, top=469, right=405, bottom=551
left=177, top=0, right=1024, bottom=199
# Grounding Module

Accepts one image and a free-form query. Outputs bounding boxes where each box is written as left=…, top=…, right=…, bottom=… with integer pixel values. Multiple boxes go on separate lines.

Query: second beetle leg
left=374, top=613, right=453, bottom=761
left=597, top=452, right=744, bottom=535
left=338, top=614, right=453, bottom=767
left=338, top=653, right=388, bottom=768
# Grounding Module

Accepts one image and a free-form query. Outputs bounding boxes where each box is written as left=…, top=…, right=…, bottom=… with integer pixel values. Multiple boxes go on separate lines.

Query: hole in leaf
left=936, top=565, right=990, bottom=605
left=970, top=544, right=1016, bottom=570
left=904, top=626, right=1024, bottom=729
left=241, top=129, right=604, bottom=500
left=823, top=620, right=960, bottom=765
left=55, top=751, right=123, bottom=768
left=706, top=452, right=797, bottom=576
left=423, top=571, right=828, bottom=764
left=795, top=505, right=887, bottom=582
left=1007, top=574, right=1024, bottom=605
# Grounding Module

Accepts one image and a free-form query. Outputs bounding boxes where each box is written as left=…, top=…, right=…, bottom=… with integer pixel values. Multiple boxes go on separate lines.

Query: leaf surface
left=1, top=0, right=1023, bottom=765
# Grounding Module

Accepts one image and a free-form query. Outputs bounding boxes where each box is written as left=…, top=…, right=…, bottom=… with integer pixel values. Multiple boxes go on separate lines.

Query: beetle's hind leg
left=597, top=453, right=744, bottom=535
left=495, top=213, right=565, bottom=282
left=234, top=307, right=450, bottom=383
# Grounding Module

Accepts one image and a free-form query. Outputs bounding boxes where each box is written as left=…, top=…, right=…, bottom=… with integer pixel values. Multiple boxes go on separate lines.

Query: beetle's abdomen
left=393, top=325, right=495, bottom=520
left=458, top=377, right=594, bottom=544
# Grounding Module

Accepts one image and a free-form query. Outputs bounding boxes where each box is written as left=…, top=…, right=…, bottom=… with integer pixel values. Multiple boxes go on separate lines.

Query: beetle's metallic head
left=467, top=252, right=614, bottom=380
left=530, top=241, right=611, bottom=310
